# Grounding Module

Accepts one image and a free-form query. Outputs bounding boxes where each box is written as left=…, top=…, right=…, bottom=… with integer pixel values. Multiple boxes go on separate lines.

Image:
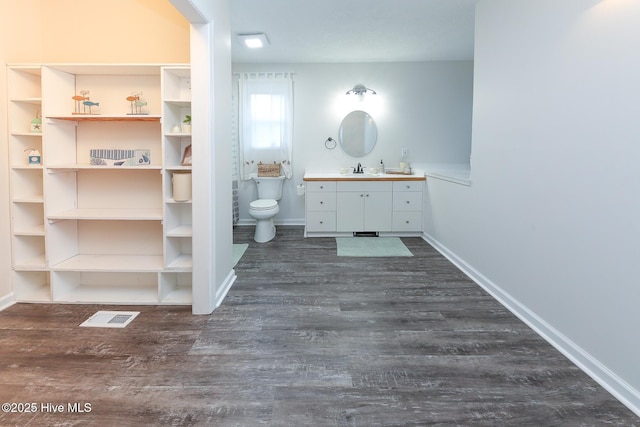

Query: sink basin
left=340, top=172, right=378, bottom=177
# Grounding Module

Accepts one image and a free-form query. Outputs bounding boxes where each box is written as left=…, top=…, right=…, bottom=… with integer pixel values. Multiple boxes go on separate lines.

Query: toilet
left=248, top=175, right=285, bottom=243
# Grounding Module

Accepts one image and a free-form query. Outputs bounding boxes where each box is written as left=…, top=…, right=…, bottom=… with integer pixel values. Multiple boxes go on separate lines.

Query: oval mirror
left=338, top=110, right=377, bottom=158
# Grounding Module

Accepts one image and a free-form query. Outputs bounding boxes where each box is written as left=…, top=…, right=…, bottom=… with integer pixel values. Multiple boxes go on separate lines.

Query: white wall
left=425, top=0, right=640, bottom=413
left=233, top=61, right=473, bottom=223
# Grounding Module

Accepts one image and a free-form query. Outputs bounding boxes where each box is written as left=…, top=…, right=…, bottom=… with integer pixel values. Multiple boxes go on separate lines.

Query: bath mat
left=233, top=243, right=249, bottom=266
left=336, top=237, right=413, bottom=257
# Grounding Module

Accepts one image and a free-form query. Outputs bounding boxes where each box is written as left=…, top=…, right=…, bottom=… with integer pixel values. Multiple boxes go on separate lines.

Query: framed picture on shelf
left=181, top=144, right=192, bottom=166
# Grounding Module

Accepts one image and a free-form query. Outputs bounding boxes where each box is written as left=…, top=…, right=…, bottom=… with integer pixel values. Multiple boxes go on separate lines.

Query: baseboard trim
left=235, top=219, right=305, bottom=227
left=215, top=269, right=237, bottom=308
left=421, top=232, right=640, bottom=417
left=0, top=293, right=16, bottom=312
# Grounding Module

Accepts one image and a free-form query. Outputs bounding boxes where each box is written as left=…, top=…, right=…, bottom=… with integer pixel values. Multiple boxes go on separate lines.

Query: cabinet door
left=336, top=192, right=364, bottom=231
left=364, top=191, right=392, bottom=231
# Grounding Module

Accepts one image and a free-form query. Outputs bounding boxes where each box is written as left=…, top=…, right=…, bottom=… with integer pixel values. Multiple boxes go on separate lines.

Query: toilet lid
left=250, top=199, right=278, bottom=210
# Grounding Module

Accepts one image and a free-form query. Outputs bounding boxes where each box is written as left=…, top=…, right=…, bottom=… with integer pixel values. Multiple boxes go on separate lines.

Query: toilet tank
left=253, top=176, right=285, bottom=200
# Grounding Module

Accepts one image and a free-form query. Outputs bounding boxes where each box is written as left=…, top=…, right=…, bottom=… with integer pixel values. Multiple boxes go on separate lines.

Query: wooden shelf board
left=52, top=254, right=164, bottom=272
left=48, top=115, right=161, bottom=122
left=48, top=208, right=163, bottom=221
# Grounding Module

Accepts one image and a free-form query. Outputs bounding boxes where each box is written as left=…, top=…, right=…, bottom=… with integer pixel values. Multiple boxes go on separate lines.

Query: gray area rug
left=233, top=243, right=248, bottom=266
left=336, top=237, right=413, bottom=257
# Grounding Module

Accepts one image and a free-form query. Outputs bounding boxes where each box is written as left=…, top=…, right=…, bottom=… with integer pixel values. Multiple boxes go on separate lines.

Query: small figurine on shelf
left=24, top=148, right=41, bottom=166
left=30, top=110, right=42, bottom=133
left=72, top=90, right=100, bottom=114
left=182, top=115, right=191, bottom=134
left=126, top=91, right=148, bottom=115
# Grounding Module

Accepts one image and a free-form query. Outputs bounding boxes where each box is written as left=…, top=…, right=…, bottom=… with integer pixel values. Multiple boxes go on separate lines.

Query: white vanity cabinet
left=303, top=174, right=425, bottom=237
left=305, top=181, right=337, bottom=232
left=336, top=181, right=392, bottom=232
left=392, top=181, right=423, bottom=232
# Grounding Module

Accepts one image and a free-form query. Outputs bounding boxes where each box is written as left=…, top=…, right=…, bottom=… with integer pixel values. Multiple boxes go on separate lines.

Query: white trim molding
left=0, top=293, right=15, bottom=312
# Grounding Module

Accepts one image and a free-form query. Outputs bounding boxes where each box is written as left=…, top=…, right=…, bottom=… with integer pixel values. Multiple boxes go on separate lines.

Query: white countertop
left=303, top=169, right=426, bottom=181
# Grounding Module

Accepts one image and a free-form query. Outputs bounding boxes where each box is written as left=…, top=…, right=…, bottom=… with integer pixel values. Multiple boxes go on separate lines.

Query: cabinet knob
left=406, top=185, right=411, bottom=189
left=360, top=194, right=364, bottom=197
left=365, top=194, right=369, bottom=197
left=406, top=220, right=410, bottom=224
left=320, top=201, right=324, bottom=204
left=406, top=200, right=410, bottom=204
left=320, top=221, right=324, bottom=224
left=320, top=185, right=324, bottom=189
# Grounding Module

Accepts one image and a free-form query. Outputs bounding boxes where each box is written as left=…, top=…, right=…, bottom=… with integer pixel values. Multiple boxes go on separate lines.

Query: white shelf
left=166, top=225, right=192, bottom=237
left=8, top=63, right=193, bottom=306
left=12, top=196, right=44, bottom=203
left=47, top=165, right=162, bottom=172
left=13, top=224, right=45, bottom=236
left=164, top=99, right=191, bottom=107
left=10, top=97, right=42, bottom=104
left=160, top=287, right=192, bottom=304
left=14, top=254, right=47, bottom=270
left=166, top=254, right=192, bottom=270
left=52, top=254, right=164, bottom=272
left=53, top=284, right=159, bottom=304
left=48, top=208, right=163, bottom=221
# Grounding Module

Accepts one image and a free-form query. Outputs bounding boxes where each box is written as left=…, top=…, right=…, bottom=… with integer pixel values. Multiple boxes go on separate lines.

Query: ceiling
left=230, top=0, right=477, bottom=64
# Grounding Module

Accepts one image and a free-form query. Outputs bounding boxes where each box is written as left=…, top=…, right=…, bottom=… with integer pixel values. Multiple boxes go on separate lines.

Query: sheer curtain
left=238, top=73, right=293, bottom=180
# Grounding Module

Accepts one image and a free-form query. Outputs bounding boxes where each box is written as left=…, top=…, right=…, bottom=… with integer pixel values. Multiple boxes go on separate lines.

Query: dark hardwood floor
left=0, top=226, right=638, bottom=426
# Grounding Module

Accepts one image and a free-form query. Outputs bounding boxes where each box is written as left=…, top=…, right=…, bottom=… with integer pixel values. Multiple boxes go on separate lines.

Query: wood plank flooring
left=0, top=226, right=638, bottom=426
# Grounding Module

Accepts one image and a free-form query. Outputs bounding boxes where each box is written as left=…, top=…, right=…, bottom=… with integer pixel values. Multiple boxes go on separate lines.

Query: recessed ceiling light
left=237, top=33, right=269, bottom=49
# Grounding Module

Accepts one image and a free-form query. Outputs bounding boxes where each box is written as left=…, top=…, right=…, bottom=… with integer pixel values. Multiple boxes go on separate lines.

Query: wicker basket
left=257, top=163, right=281, bottom=177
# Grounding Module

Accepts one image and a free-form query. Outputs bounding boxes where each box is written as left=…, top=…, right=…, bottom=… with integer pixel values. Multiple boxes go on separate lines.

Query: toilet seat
left=249, top=199, right=278, bottom=211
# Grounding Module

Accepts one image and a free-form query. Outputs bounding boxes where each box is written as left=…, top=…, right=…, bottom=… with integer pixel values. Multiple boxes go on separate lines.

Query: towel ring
left=325, top=137, right=337, bottom=150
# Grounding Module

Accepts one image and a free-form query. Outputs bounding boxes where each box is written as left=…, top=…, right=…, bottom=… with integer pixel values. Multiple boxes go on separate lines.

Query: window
left=239, top=74, right=294, bottom=180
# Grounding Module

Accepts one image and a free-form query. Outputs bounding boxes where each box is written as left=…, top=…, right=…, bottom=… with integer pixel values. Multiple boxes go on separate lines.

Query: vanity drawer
left=306, top=211, right=336, bottom=232
left=392, top=181, right=423, bottom=192
left=306, top=181, right=336, bottom=192
left=306, top=192, right=336, bottom=211
left=393, top=191, right=422, bottom=211
left=392, top=211, right=423, bottom=232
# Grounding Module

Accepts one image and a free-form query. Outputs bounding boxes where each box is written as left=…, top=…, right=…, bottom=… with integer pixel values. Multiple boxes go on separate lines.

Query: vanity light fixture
left=237, top=33, right=269, bottom=49
left=345, top=84, right=376, bottom=96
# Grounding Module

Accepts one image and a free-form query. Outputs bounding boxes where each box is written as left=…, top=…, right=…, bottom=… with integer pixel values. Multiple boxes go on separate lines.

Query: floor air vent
left=79, top=311, right=140, bottom=328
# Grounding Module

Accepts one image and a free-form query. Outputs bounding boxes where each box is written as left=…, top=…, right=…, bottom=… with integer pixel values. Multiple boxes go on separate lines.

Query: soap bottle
left=380, top=159, right=385, bottom=173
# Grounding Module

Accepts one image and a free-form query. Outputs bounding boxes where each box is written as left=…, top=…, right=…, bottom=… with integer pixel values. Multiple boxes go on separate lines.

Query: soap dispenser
left=380, top=159, right=385, bottom=173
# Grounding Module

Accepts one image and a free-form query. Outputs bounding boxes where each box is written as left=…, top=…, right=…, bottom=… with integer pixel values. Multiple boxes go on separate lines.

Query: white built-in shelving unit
left=7, top=63, right=192, bottom=305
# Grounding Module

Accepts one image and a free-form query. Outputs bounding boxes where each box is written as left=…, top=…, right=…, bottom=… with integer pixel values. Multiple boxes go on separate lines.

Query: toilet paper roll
left=296, top=184, right=305, bottom=196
